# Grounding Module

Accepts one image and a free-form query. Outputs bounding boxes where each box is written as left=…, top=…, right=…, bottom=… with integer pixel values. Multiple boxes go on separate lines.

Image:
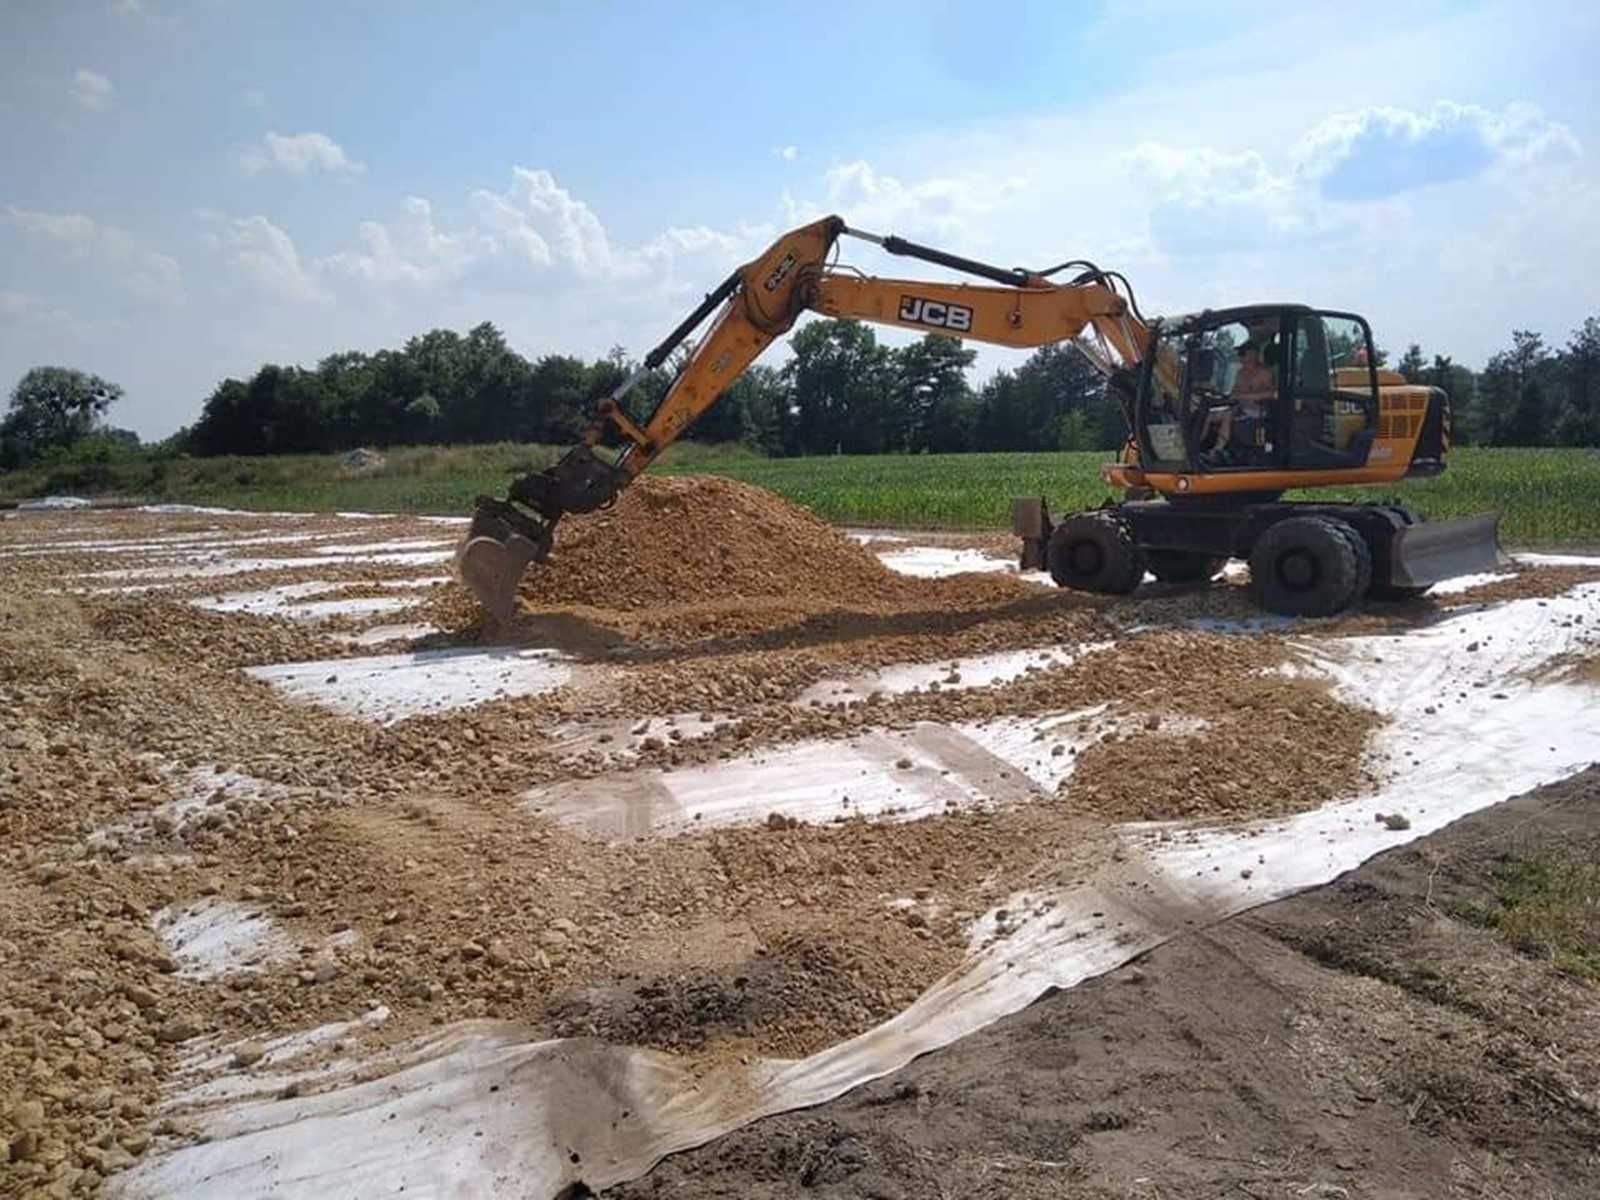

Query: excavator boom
left=456, top=216, right=1151, bottom=619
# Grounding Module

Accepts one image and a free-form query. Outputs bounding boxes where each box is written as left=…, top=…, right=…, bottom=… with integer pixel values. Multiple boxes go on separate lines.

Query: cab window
left=1187, top=315, right=1282, bottom=470
left=1288, top=313, right=1377, bottom=467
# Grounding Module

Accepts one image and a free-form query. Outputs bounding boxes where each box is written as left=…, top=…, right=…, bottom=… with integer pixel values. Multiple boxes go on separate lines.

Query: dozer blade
left=453, top=531, right=544, bottom=624
left=1388, top=512, right=1504, bottom=588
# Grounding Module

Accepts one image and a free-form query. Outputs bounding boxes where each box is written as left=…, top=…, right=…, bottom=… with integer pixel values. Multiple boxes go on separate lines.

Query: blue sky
left=2, top=0, right=1597, bottom=439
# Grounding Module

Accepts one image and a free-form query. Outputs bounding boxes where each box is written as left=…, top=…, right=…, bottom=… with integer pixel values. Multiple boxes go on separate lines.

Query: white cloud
left=1295, top=102, right=1580, bottom=201
left=240, top=131, right=365, bottom=176
left=320, top=198, right=489, bottom=287
left=772, top=145, right=799, bottom=161
left=1118, top=102, right=1582, bottom=259
left=1121, top=142, right=1322, bottom=255
left=227, top=216, right=328, bottom=304
left=72, top=69, right=113, bottom=111
left=5, top=205, right=182, bottom=303
left=787, top=159, right=1025, bottom=247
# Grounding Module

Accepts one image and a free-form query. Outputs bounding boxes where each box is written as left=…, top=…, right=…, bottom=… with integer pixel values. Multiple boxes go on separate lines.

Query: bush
left=37, top=435, right=142, bottom=493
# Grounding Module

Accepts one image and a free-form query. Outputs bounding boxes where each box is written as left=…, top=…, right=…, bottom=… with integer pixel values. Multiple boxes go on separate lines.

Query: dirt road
left=2, top=482, right=1597, bottom=1198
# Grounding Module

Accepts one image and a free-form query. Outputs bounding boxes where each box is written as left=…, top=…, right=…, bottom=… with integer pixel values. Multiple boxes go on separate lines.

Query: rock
left=9, top=1129, right=39, bottom=1162
left=119, top=976, right=162, bottom=1014
left=895, top=758, right=913, bottom=770
left=232, top=1042, right=266, bottom=1068
left=485, top=940, right=512, bottom=968
left=312, top=960, right=341, bottom=984
left=539, top=930, right=569, bottom=950
left=119, top=1131, right=152, bottom=1156
left=12, top=1099, right=45, bottom=1129
left=460, top=941, right=485, bottom=960
left=156, top=1016, right=200, bottom=1044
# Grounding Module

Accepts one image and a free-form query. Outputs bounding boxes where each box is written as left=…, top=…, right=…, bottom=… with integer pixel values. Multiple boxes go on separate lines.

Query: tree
left=1398, top=343, right=1426, bottom=383
left=973, top=342, right=1107, bottom=451
left=893, top=335, right=977, bottom=453
left=1555, top=317, right=1600, bottom=446
left=784, top=319, right=896, bottom=454
left=1, top=367, right=124, bottom=467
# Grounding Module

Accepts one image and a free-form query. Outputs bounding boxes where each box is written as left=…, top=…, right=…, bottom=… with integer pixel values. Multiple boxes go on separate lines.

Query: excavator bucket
left=452, top=511, right=553, bottom=624
left=1387, top=511, right=1504, bottom=588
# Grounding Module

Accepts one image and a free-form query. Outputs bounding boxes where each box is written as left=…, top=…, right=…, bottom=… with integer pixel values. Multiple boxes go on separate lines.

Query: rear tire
left=1048, top=512, right=1144, bottom=594
left=1145, top=549, right=1225, bottom=585
left=1328, top=520, right=1373, bottom=603
left=1249, top=516, right=1362, bottom=617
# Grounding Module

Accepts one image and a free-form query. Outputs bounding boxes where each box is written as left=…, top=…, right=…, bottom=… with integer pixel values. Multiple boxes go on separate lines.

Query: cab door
left=1286, top=311, right=1378, bottom=469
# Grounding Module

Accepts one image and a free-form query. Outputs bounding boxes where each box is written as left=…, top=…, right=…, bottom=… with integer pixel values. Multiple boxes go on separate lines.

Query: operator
left=1204, top=341, right=1273, bottom=463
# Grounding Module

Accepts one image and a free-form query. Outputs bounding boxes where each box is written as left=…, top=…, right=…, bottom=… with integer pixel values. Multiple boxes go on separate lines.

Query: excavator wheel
left=1248, top=515, right=1363, bottom=617
left=1328, top=521, right=1373, bottom=603
left=1145, top=549, right=1225, bottom=585
left=1048, top=512, right=1144, bottom=595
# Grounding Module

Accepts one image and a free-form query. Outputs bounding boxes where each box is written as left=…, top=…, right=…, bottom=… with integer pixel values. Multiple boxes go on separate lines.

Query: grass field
left=4, top=441, right=1599, bottom=544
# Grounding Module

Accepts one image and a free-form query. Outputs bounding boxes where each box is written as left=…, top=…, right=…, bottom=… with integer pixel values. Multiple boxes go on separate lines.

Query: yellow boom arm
left=459, top=215, right=1153, bottom=617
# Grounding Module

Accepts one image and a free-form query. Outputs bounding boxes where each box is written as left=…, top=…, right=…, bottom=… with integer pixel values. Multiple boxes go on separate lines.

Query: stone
left=156, top=1016, right=200, bottom=1044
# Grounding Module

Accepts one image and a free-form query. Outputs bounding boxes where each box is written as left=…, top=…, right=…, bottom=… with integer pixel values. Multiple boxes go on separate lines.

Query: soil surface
left=607, top=768, right=1600, bottom=1200
left=2, top=492, right=1596, bottom=1198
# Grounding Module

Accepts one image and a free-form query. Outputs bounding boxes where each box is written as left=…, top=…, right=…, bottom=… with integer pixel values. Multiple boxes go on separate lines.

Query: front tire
left=1048, top=512, right=1144, bottom=594
left=1249, top=516, right=1362, bottom=617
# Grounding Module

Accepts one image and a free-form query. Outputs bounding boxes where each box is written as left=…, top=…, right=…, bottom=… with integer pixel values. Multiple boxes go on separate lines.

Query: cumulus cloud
left=772, top=145, right=799, bottom=161
left=5, top=205, right=182, bottom=303
left=72, top=69, right=113, bottom=111
left=789, top=159, right=1024, bottom=245
left=1121, top=102, right=1581, bottom=257
left=226, top=216, right=328, bottom=304
left=1296, top=102, right=1580, bottom=201
left=1121, top=143, right=1316, bottom=255
left=320, top=198, right=489, bottom=287
left=240, top=131, right=365, bottom=175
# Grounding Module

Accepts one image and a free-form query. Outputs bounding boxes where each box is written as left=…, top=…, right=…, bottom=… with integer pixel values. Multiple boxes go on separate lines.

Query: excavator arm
left=457, top=215, right=1153, bottom=619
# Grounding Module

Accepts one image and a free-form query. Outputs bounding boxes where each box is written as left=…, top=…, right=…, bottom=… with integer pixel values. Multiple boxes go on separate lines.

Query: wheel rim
left=1277, top=548, right=1318, bottom=591
left=1068, top=541, right=1104, bottom=577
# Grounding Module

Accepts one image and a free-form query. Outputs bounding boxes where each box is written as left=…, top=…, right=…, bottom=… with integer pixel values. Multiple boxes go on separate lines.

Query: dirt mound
left=517, top=476, right=938, bottom=612
left=544, top=933, right=942, bottom=1059
left=424, top=475, right=1048, bottom=644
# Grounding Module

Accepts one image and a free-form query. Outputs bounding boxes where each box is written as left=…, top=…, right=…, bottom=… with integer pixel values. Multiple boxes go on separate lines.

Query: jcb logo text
left=898, top=295, right=972, bottom=332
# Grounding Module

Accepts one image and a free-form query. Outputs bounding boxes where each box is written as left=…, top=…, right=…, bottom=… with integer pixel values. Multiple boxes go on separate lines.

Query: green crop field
left=4, top=442, right=1599, bottom=545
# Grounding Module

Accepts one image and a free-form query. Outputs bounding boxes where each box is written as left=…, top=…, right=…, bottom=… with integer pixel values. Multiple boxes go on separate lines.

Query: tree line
left=4, top=314, right=1598, bottom=471
left=169, top=319, right=1113, bottom=460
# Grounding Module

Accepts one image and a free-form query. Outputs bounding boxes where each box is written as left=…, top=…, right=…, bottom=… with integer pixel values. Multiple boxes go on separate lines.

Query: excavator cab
left=1133, top=305, right=1386, bottom=479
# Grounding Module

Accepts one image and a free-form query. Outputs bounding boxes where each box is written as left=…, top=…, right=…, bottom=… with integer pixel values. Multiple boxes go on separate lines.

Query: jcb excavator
left=456, top=215, right=1501, bottom=620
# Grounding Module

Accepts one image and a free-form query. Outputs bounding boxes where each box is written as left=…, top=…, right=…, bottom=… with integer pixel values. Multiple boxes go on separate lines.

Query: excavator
left=456, top=215, right=1501, bottom=620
